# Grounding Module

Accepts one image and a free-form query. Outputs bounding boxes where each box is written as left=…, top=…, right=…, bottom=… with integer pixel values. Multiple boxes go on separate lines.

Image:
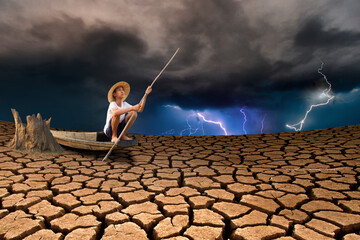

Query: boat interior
left=50, top=130, right=111, bottom=142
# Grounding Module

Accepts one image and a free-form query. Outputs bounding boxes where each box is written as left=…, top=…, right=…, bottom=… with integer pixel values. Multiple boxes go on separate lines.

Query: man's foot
left=121, top=135, right=133, bottom=141
left=111, top=137, right=118, bottom=143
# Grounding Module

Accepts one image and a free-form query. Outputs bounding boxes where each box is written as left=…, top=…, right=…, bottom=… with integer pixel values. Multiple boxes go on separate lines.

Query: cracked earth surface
left=0, top=120, right=359, bottom=240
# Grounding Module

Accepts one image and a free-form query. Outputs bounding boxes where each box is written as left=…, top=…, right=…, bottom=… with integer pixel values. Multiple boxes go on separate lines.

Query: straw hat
left=107, top=81, right=130, bottom=103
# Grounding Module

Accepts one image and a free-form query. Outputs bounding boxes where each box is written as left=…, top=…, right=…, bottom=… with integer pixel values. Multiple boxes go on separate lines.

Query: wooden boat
left=50, top=130, right=138, bottom=151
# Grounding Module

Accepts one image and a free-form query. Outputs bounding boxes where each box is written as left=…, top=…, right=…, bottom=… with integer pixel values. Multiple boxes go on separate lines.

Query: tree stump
left=8, top=109, right=64, bottom=153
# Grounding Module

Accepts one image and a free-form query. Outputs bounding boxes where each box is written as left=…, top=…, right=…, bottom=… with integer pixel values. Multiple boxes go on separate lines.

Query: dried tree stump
left=8, top=109, right=63, bottom=153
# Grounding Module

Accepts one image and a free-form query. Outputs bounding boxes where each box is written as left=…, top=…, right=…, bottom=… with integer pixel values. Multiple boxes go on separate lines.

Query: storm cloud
left=1, top=0, right=359, bottom=133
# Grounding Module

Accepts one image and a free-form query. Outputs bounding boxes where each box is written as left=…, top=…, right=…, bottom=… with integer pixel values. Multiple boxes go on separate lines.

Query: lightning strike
left=163, top=105, right=227, bottom=135
left=286, top=60, right=335, bottom=131
left=180, top=113, right=202, bottom=136
left=261, top=114, right=266, bottom=134
left=196, top=113, right=228, bottom=135
left=240, top=107, right=247, bottom=134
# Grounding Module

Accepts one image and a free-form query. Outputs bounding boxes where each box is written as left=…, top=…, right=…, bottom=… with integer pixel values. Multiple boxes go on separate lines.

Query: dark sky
left=1, top=0, right=359, bottom=136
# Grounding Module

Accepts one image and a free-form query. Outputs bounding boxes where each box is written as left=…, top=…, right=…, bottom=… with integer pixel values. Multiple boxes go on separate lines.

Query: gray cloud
left=1, top=0, right=359, bottom=112
left=294, top=17, right=360, bottom=48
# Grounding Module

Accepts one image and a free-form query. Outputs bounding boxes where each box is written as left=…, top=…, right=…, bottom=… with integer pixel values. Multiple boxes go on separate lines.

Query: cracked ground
left=0, top=120, right=359, bottom=240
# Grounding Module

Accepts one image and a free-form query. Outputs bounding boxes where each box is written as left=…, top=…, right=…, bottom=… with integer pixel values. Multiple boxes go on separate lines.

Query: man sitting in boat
left=104, top=81, right=152, bottom=143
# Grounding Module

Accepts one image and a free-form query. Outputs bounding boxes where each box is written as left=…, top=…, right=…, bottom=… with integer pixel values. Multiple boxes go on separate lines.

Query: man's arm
left=138, top=95, right=147, bottom=112
left=111, top=106, right=137, bottom=116
left=138, top=86, right=152, bottom=112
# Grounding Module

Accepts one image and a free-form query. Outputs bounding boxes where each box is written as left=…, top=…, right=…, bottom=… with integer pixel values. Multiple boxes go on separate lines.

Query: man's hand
left=132, top=104, right=141, bottom=112
left=145, top=86, right=152, bottom=95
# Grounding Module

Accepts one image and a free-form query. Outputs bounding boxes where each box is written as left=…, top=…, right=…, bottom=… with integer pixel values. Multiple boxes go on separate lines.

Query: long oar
left=103, top=48, right=180, bottom=161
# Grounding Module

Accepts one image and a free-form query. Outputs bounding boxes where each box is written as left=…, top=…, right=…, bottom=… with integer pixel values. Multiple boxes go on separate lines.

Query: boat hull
left=50, top=130, right=138, bottom=151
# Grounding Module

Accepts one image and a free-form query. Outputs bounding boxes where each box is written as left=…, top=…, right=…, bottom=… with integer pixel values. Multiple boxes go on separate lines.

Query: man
left=104, top=81, right=152, bottom=142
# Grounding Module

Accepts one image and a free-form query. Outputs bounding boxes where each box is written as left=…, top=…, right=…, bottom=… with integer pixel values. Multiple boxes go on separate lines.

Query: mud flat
left=0, top=120, right=359, bottom=239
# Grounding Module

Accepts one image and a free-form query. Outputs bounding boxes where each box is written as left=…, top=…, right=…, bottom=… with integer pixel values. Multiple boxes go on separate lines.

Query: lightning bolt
left=286, top=60, right=335, bottom=131
left=163, top=105, right=199, bottom=135
left=162, top=105, right=205, bottom=135
left=197, top=113, right=228, bottom=135
left=240, top=107, right=247, bottom=134
left=180, top=113, right=203, bottom=136
left=163, top=104, right=270, bottom=135
left=261, top=114, right=266, bottom=134
left=163, top=104, right=229, bottom=135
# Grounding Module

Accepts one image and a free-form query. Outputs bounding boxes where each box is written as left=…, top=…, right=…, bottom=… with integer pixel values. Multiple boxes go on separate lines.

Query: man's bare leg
left=121, top=111, right=137, bottom=140
left=110, top=115, right=120, bottom=143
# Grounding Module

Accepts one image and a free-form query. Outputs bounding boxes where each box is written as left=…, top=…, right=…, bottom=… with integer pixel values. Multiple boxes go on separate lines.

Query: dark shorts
left=104, top=114, right=127, bottom=139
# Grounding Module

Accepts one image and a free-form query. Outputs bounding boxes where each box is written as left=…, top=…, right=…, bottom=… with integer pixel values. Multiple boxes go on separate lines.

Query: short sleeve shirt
left=103, top=101, right=133, bottom=132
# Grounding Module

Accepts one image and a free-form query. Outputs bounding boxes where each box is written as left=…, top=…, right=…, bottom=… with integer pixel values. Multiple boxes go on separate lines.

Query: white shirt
left=103, top=101, right=133, bottom=132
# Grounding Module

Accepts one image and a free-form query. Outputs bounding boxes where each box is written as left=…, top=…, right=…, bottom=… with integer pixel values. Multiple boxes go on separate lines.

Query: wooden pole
left=103, top=48, right=180, bottom=161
